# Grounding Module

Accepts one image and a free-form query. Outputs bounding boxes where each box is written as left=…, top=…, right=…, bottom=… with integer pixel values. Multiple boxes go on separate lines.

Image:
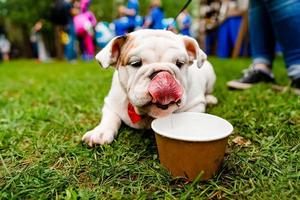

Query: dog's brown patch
left=117, top=35, right=136, bottom=67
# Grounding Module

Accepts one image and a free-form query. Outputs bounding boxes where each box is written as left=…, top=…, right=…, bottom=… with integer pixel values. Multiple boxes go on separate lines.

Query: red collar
left=127, top=102, right=142, bottom=124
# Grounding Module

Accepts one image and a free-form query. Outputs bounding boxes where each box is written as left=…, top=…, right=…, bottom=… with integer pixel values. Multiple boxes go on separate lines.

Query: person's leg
left=217, top=20, right=231, bottom=58
left=84, top=33, right=94, bottom=60
left=249, top=0, right=276, bottom=71
left=205, top=31, right=216, bottom=55
left=64, top=24, right=77, bottom=61
left=77, top=34, right=85, bottom=59
left=31, top=42, right=38, bottom=59
left=264, top=0, right=300, bottom=86
left=204, top=34, right=212, bottom=55
left=68, top=24, right=77, bottom=61
left=64, top=35, right=71, bottom=60
left=227, top=0, right=276, bottom=89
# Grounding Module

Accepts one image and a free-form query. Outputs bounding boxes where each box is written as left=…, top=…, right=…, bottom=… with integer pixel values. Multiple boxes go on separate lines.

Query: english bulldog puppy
left=82, top=29, right=217, bottom=146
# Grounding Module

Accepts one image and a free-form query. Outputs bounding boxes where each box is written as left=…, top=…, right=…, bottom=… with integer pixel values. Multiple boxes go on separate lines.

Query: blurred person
left=30, top=26, right=38, bottom=59
left=0, top=32, right=11, bottom=61
left=50, top=0, right=79, bottom=61
left=143, top=0, right=164, bottom=29
left=30, top=20, right=50, bottom=62
left=0, top=26, right=5, bottom=62
left=63, top=0, right=78, bottom=62
left=216, top=0, right=248, bottom=58
left=50, top=0, right=78, bottom=61
left=200, top=0, right=222, bottom=55
left=113, top=6, right=129, bottom=36
left=80, top=0, right=90, bottom=12
left=227, top=0, right=300, bottom=92
left=177, top=9, right=192, bottom=36
left=114, top=0, right=139, bottom=35
left=74, top=0, right=97, bottom=61
left=123, top=0, right=139, bottom=32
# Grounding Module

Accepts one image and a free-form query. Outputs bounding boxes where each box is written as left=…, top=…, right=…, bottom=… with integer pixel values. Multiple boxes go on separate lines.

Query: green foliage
left=0, top=57, right=299, bottom=199
left=90, top=0, right=190, bottom=22
left=0, top=0, right=53, bottom=28
left=0, top=0, right=194, bottom=26
left=0, top=0, right=196, bottom=57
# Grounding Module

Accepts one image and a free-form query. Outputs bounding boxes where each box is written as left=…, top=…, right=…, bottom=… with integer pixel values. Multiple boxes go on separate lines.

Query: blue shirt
left=147, top=7, right=164, bottom=29
left=180, top=14, right=192, bottom=36
left=127, top=0, right=139, bottom=27
left=114, top=17, right=129, bottom=36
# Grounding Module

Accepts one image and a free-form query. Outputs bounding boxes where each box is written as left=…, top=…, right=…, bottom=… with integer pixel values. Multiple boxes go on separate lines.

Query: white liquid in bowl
left=151, top=112, right=233, bottom=142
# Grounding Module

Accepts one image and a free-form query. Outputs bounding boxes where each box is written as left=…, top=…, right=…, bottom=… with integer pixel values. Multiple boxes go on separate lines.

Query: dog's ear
left=95, top=35, right=127, bottom=68
left=182, top=36, right=207, bottom=68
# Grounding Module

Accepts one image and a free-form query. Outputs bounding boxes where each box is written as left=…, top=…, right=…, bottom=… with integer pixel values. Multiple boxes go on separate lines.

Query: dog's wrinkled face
left=95, top=30, right=207, bottom=118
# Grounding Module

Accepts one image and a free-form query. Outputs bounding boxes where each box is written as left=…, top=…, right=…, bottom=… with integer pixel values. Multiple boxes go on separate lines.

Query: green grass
left=0, top=58, right=299, bottom=199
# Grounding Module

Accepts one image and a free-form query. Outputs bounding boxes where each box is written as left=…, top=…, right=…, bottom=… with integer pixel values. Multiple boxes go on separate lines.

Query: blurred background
left=0, top=0, right=250, bottom=62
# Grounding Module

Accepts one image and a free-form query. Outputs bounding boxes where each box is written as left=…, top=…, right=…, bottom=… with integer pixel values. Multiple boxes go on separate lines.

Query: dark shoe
left=291, top=77, right=300, bottom=89
left=227, top=66, right=275, bottom=90
left=291, top=77, right=300, bottom=95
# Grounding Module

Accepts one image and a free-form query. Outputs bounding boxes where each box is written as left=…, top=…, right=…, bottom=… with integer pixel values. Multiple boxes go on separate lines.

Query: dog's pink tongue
left=148, top=71, right=183, bottom=105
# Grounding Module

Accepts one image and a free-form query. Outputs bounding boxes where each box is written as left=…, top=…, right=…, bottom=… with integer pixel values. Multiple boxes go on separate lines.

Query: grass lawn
left=0, top=58, right=299, bottom=199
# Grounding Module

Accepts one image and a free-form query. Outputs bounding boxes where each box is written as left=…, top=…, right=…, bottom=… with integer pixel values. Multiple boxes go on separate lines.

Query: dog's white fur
left=82, top=30, right=217, bottom=146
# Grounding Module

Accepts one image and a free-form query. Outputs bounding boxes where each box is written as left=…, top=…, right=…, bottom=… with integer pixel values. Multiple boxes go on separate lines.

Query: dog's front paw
left=205, top=94, right=218, bottom=105
left=82, top=127, right=115, bottom=147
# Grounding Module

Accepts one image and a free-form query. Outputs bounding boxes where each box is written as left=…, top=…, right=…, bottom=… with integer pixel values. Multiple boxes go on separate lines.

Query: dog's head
left=95, top=29, right=207, bottom=118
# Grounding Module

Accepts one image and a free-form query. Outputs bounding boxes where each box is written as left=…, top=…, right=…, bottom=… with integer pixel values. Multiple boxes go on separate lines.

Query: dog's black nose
left=149, top=70, right=164, bottom=80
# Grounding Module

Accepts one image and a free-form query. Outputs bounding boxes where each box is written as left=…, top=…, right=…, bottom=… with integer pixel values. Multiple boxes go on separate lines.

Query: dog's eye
left=176, top=60, right=185, bottom=68
left=130, top=60, right=142, bottom=68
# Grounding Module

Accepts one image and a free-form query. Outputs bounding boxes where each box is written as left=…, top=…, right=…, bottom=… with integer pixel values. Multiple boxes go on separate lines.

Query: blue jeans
left=249, top=0, right=300, bottom=79
left=64, top=23, right=77, bottom=61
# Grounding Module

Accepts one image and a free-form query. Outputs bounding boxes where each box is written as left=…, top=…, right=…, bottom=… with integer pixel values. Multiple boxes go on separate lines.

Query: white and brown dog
left=82, top=29, right=217, bottom=146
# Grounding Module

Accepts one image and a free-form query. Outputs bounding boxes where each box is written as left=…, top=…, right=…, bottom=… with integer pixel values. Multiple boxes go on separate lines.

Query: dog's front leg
left=82, top=105, right=121, bottom=146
